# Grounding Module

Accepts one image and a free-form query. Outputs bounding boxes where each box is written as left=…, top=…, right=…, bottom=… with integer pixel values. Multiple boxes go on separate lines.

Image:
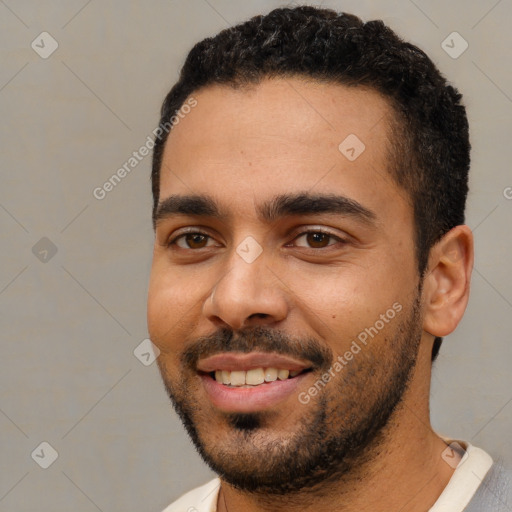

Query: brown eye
left=293, top=230, right=341, bottom=249
left=305, top=232, right=331, bottom=248
left=171, top=232, right=213, bottom=249
left=184, top=233, right=208, bottom=249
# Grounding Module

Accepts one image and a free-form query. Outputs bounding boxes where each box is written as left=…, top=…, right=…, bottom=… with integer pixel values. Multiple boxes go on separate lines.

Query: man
left=147, top=6, right=510, bottom=511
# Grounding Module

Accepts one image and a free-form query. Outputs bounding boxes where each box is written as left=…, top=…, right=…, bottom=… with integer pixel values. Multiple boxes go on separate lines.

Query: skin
left=147, top=78, right=474, bottom=512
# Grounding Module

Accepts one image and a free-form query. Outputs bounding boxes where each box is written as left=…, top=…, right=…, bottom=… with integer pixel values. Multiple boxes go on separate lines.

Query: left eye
left=292, top=231, right=341, bottom=248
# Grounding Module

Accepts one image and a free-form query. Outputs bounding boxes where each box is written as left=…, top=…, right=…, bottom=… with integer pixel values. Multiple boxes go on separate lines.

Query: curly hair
left=151, top=6, right=470, bottom=362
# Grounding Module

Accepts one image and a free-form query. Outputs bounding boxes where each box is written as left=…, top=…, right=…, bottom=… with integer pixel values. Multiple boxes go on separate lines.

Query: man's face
left=148, top=78, right=424, bottom=493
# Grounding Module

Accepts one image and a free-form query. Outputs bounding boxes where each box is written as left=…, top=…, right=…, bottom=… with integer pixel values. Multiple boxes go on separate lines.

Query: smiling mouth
left=205, top=367, right=312, bottom=387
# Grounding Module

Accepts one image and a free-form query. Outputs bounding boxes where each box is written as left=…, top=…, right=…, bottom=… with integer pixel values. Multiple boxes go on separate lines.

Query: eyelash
left=166, top=228, right=347, bottom=250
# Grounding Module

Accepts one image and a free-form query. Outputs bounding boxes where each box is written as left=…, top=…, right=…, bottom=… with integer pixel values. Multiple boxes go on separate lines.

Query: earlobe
left=422, top=225, right=474, bottom=337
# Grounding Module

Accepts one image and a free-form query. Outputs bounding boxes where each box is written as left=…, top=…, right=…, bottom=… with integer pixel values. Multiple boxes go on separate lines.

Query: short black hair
left=151, top=6, right=470, bottom=362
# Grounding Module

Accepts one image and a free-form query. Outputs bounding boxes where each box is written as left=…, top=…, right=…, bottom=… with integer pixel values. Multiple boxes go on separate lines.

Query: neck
left=218, top=429, right=453, bottom=512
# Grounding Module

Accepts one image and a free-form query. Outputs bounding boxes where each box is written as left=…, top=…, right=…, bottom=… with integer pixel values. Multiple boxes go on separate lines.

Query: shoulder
left=161, top=478, right=221, bottom=512
left=464, top=458, right=512, bottom=511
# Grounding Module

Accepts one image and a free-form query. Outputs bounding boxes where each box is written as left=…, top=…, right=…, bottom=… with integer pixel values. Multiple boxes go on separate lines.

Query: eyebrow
left=153, top=192, right=377, bottom=228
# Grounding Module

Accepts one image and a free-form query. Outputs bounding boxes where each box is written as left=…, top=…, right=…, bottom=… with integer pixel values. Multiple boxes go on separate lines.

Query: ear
left=422, top=225, right=474, bottom=337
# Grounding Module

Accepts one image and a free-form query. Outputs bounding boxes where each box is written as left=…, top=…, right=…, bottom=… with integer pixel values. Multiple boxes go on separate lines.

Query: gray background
left=1, top=0, right=511, bottom=511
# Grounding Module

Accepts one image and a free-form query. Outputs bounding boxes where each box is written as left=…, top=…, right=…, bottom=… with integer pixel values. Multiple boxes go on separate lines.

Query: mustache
left=181, top=326, right=333, bottom=372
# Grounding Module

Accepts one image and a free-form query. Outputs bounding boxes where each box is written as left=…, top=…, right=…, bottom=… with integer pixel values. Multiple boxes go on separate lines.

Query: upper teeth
left=214, top=368, right=301, bottom=386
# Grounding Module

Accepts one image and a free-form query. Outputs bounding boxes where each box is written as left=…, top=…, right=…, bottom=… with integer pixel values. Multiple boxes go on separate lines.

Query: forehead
left=159, top=78, right=410, bottom=222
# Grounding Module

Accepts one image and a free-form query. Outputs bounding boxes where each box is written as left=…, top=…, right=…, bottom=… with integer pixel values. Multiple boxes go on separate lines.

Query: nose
left=202, top=249, right=289, bottom=331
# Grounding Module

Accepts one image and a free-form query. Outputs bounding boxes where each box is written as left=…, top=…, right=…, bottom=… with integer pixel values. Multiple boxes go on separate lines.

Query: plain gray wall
left=1, top=1, right=511, bottom=510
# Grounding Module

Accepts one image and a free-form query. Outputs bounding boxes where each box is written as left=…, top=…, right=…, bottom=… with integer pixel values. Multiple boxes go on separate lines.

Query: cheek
left=287, top=260, right=412, bottom=351
left=147, top=263, right=194, bottom=352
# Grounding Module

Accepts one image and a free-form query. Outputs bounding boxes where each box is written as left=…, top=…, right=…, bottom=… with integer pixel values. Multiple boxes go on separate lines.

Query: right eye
left=168, top=231, right=218, bottom=250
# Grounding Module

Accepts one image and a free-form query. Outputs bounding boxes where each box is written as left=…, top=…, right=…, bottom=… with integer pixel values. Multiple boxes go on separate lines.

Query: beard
left=156, top=292, right=423, bottom=497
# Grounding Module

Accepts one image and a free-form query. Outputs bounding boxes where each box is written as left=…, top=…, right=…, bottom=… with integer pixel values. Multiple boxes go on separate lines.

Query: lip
left=200, top=371, right=310, bottom=412
left=196, top=352, right=311, bottom=372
